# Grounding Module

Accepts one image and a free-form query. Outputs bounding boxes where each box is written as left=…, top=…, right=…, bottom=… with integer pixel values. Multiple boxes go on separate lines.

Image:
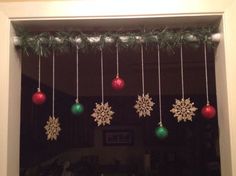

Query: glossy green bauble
left=71, top=103, right=84, bottom=115
left=155, top=126, right=168, bottom=139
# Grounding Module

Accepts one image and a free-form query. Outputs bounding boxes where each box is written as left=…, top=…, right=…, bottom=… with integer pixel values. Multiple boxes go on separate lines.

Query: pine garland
left=15, top=26, right=218, bottom=57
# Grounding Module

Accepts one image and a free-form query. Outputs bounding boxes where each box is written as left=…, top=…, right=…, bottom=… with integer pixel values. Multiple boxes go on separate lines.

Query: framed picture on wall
left=103, top=130, right=134, bottom=146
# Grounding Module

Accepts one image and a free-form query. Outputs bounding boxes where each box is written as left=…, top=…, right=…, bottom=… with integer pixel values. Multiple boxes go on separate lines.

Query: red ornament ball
left=112, top=76, right=125, bottom=91
left=32, top=91, right=46, bottom=105
left=201, top=104, right=216, bottom=119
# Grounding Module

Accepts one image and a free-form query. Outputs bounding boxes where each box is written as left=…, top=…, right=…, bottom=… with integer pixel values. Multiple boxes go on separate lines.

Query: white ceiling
left=12, top=15, right=221, bottom=32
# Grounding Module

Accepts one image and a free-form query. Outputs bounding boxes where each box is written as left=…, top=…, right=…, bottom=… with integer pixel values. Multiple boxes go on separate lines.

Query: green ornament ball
left=71, top=103, right=84, bottom=115
left=155, top=126, right=168, bottom=139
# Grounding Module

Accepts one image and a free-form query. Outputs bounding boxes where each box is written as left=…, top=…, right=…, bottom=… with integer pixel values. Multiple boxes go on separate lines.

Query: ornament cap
left=75, top=98, right=79, bottom=103
left=37, top=87, right=41, bottom=92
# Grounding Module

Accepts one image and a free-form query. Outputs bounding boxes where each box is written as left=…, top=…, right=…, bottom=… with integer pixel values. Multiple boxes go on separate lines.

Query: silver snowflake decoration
left=91, top=102, right=114, bottom=126
left=44, top=116, right=61, bottom=141
left=134, top=93, right=155, bottom=117
left=170, top=98, right=198, bottom=122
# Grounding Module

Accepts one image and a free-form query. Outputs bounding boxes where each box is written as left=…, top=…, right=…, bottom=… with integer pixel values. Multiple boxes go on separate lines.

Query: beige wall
left=0, top=11, right=21, bottom=176
left=0, top=1, right=236, bottom=176
left=0, top=11, right=11, bottom=176
left=221, top=1, right=236, bottom=176
left=0, top=0, right=231, bottom=18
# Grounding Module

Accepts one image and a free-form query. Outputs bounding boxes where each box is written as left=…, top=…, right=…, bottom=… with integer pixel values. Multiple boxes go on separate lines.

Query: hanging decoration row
left=14, top=27, right=220, bottom=56
left=23, top=27, right=219, bottom=141
left=33, top=41, right=216, bottom=141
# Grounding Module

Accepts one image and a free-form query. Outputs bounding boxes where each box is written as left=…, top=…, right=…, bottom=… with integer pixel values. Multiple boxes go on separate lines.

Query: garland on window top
left=14, top=26, right=219, bottom=56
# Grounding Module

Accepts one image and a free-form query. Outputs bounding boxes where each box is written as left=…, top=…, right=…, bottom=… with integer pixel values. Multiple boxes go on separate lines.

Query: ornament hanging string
left=180, top=43, right=185, bottom=99
left=141, top=44, right=145, bottom=96
left=157, top=45, right=163, bottom=126
left=100, top=47, right=104, bottom=104
left=52, top=49, right=55, bottom=117
left=204, top=42, right=210, bottom=105
left=116, top=44, right=120, bottom=77
left=76, top=45, right=79, bottom=103
left=37, top=47, right=42, bottom=91
left=170, top=41, right=198, bottom=122
left=38, top=54, right=41, bottom=91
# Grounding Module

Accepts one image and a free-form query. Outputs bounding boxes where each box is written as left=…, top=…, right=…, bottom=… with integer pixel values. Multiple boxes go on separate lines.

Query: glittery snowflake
left=44, top=116, right=61, bottom=141
left=134, top=93, right=155, bottom=117
left=170, top=98, right=198, bottom=122
left=91, top=102, right=114, bottom=126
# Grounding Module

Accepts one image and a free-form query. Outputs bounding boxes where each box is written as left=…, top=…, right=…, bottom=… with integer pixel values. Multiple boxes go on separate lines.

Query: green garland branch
left=14, top=27, right=220, bottom=56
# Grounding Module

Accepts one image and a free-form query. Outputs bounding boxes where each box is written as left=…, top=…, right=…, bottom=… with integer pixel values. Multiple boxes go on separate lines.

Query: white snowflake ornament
left=170, top=98, right=198, bottom=122
left=134, top=93, right=155, bottom=117
left=44, top=116, right=61, bottom=141
left=91, top=102, right=114, bottom=126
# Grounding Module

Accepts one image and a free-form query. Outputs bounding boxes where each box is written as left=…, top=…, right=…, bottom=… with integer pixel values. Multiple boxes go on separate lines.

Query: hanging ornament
left=201, top=104, right=216, bottom=119
left=201, top=42, right=216, bottom=119
left=71, top=103, right=84, bottom=116
left=171, top=98, right=198, bottom=122
left=44, top=50, right=61, bottom=140
left=134, top=94, right=155, bottom=117
left=155, top=124, right=168, bottom=139
left=32, top=89, right=46, bottom=105
left=71, top=46, right=84, bottom=116
left=134, top=44, right=154, bottom=117
left=112, top=76, right=125, bottom=91
left=170, top=43, right=197, bottom=122
left=91, top=102, right=114, bottom=126
left=91, top=47, right=114, bottom=126
left=32, top=51, right=46, bottom=105
left=44, top=116, right=61, bottom=141
left=112, top=44, right=125, bottom=91
left=155, top=45, right=168, bottom=139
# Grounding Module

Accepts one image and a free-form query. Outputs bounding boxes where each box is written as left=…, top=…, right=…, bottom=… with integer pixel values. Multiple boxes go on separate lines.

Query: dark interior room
left=20, top=41, right=220, bottom=176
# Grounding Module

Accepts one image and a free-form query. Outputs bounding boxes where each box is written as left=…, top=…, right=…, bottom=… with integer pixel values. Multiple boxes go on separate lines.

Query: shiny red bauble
left=112, top=76, right=125, bottom=91
left=201, top=104, right=216, bottom=119
left=32, top=91, right=46, bottom=105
